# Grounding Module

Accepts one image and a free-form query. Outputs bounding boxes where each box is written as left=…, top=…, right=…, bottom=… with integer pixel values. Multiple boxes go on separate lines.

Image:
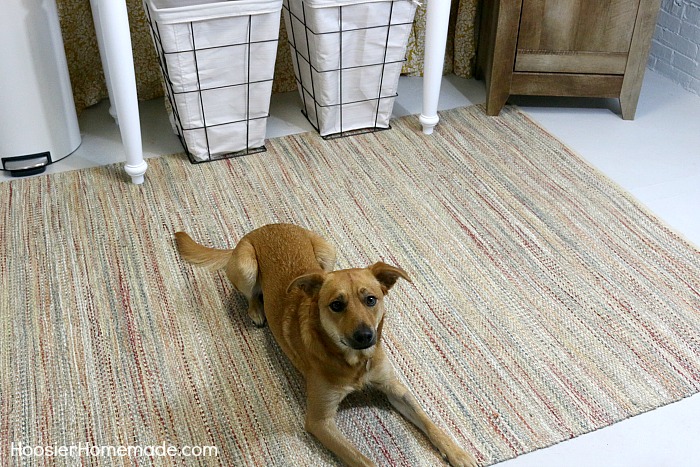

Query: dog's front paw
left=433, top=432, right=478, bottom=467
left=442, top=446, right=478, bottom=467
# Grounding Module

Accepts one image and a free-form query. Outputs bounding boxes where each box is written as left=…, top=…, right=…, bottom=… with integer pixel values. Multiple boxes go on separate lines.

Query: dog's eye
left=365, top=296, right=377, bottom=307
left=329, top=300, right=345, bottom=312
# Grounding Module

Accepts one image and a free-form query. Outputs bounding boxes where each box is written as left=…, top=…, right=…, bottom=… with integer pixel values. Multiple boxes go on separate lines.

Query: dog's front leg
left=305, top=379, right=375, bottom=467
left=373, top=365, right=477, bottom=467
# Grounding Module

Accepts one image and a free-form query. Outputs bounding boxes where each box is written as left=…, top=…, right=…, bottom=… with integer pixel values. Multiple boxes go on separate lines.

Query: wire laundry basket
left=283, top=0, right=417, bottom=138
left=143, top=0, right=283, bottom=163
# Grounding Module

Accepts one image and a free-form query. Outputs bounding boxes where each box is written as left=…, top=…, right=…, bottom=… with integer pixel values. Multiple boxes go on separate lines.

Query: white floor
left=4, top=70, right=700, bottom=466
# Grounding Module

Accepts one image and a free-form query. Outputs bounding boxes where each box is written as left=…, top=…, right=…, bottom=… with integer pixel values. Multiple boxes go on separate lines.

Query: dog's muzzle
left=348, top=325, right=376, bottom=350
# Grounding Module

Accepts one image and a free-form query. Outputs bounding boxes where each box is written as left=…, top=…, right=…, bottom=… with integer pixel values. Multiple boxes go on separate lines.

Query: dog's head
left=288, top=262, right=410, bottom=354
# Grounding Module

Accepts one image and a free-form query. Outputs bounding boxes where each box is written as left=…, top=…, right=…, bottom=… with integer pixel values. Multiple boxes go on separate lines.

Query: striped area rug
left=2, top=105, right=699, bottom=466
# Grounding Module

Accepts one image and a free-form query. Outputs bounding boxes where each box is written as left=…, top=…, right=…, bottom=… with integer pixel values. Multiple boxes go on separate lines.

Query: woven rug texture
left=1, top=105, right=700, bottom=466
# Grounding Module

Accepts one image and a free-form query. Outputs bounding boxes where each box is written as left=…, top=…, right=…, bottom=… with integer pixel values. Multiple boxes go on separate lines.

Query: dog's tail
left=174, top=231, right=233, bottom=271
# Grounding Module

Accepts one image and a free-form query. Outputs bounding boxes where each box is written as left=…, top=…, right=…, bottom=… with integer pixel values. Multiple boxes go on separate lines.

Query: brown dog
left=175, top=223, right=477, bottom=466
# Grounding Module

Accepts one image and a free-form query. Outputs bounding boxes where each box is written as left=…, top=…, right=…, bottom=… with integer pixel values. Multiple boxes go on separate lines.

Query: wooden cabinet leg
left=619, top=0, right=662, bottom=121
left=619, top=96, right=638, bottom=120
left=485, top=90, right=509, bottom=116
left=479, top=0, right=521, bottom=117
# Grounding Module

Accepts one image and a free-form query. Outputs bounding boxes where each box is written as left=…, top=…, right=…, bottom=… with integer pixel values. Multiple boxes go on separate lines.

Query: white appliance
left=1, top=0, right=81, bottom=176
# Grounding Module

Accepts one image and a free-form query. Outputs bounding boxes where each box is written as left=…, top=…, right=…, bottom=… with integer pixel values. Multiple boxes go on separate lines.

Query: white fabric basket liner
left=145, top=0, right=282, bottom=161
left=300, top=90, right=397, bottom=135
left=282, top=0, right=416, bottom=136
left=146, top=0, right=283, bottom=23
left=285, top=0, right=416, bottom=35
left=292, top=58, right=404, bottom=107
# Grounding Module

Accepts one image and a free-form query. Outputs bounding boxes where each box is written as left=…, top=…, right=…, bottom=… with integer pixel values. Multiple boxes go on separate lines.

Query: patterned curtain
left=56, top=0, right=481, bottom=114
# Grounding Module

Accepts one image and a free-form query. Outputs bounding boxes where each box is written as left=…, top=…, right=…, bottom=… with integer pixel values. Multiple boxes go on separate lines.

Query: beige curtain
left=57, top=0, right=480, bottom=115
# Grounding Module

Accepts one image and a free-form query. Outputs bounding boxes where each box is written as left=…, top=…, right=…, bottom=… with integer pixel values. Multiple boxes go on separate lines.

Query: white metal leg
left=90, top=3, right=117, bottom=123
left=90, top=0, right=147, bottom=184
left=419, top=0, right=451, bottom=135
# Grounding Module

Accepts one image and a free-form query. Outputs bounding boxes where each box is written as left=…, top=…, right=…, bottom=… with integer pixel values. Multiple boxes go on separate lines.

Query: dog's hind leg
left=309, top=232, right=336, bottom=272
left=225, top=239, right=265, bottom=327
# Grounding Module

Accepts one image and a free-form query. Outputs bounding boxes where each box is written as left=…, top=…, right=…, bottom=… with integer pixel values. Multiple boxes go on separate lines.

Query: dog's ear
left=369, top=262, right=411, bottom=294
left=287, top=271, right=326, bottom=297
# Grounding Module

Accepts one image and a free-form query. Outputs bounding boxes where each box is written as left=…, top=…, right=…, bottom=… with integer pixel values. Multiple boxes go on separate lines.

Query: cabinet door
left=515, top=0, right=640, bottom=74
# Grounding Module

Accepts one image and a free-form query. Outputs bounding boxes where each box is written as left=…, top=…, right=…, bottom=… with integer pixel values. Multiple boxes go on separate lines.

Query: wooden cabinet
left=476, top=0, right=662, bottom=119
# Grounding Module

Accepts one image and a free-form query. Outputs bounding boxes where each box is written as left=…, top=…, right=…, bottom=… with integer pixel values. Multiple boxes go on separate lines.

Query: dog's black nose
left=350, top=326, right=375, bottom=350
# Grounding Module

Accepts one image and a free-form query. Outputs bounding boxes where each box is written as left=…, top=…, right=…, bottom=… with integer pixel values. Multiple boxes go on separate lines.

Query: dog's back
left=243, top=225, right=335, bottom=368
left=246, top=224, right=330, bottom=301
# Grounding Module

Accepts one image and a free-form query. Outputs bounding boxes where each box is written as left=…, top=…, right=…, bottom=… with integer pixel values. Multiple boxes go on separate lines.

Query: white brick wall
left=648, top=0, right=700, bottom=96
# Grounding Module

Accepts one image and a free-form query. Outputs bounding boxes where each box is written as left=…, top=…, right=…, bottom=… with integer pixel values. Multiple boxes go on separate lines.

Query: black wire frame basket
left=283, top=0, right=416, bottom=139
left=144, top=3, right=280, bottom=163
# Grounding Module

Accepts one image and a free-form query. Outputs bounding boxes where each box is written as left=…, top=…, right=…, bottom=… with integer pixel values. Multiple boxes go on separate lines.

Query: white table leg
left=90, top=0, right=148, bottom=184
left=90, top=5, right=118, bottom=123
left=419, top=0, right=450, bottom=135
